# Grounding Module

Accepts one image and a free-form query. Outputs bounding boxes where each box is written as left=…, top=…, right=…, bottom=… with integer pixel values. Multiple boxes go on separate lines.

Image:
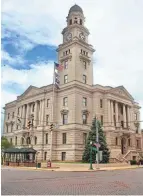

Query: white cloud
left=1, top=0, right=143, bottom=127
left=1, top=62, right=54, bottom=90
left=1, top=50, right=25, bottom=64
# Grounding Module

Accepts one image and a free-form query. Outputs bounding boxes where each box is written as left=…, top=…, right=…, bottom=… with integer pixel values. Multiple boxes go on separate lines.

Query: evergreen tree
left=1, top=136, right=13, bottom=150
left=82, top=117, right=110, bottom=163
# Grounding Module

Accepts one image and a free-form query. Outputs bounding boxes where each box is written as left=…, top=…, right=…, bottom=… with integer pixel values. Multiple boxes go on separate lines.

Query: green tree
left=82, top=117, right=110, bottom=163
left=1, top=136, right=13, bottom=150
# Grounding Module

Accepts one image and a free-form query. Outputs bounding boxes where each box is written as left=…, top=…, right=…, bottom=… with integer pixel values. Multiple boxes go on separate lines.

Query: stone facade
left=3, top=5, right=143, bottom=162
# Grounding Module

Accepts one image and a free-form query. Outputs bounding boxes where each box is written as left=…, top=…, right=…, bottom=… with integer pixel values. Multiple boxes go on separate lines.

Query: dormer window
left=80, top=19, right=82, bottom=25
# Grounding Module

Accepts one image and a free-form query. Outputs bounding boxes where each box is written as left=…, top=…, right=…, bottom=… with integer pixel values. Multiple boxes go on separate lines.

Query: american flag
left=54, top=62, right=63, bottom=71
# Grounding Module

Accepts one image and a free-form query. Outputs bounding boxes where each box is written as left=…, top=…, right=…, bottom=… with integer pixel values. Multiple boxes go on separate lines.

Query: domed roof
left=69, top=4, right=83, bottom=14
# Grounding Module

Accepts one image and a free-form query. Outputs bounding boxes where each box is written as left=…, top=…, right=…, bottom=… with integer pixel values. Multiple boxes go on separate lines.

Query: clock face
left=79, top=33, right=85, bottom=41
left=66, top=33, right=72, bottom=41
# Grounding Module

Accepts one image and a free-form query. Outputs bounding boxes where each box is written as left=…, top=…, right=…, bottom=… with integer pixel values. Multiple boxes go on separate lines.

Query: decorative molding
left=60, top=109, right=69, bottom=115
left=82, top=109, right=90, bottom=116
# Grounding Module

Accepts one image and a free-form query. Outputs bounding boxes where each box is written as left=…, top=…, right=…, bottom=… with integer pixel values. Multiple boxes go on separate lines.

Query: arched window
left=115, top=137, right=118, bottom=145
left=80, top=19, right=82, bottom=25
left=27, top=137, right=31, bottom=145
left=15, top=136, right=17, bottom=145
left=34, top=136, right=37, bottom=145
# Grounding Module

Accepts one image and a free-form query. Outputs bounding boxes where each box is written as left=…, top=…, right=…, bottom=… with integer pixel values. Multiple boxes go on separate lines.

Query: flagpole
left=50, top=63, right=55, bottom=162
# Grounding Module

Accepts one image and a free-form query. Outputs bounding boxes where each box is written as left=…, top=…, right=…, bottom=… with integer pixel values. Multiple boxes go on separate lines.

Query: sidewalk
left=2, top=165, right=143, bottom=172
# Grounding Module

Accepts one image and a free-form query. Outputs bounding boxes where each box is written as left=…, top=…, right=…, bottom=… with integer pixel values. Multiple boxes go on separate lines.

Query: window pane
left=63, top=114, right=68, bottom=124
left=62, top=133, right=67, bottom=144
left=83, top=75, right=86, bottom=83
left=46, top=115, right=49, bottom=125
left=64, top=61, right=68, bottom=69
left=82, top=114, right=87, bottom=124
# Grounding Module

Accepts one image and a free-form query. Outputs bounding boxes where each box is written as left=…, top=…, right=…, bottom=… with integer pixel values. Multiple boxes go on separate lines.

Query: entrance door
left=61, top=152, right=66, bottom=161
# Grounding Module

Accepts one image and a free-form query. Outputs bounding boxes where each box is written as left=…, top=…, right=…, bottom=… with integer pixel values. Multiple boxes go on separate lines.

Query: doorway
left=121, top=138, right=126, bottom=154
left=61, top=152, right=66, bottom=161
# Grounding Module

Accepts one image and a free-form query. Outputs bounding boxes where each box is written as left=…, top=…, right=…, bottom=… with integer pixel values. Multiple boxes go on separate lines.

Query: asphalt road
left=1, top=167, right=143, bottom=195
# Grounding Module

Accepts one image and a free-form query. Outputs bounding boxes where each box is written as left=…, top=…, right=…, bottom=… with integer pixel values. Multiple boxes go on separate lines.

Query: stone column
left=108, top=100, right=111, bottom=126
left=34, top=101, right=38, bottom=127
left=40, top=100, right=43, bottom=125
left=40, top=99, right=45, bottom=126
left=22, top=105, right=26, bottom=128
left=115, top=102, right=118, bottom=127
left=127, top=106, right=130, bottom=128
left=123, top=104, right=127, bottom=128
left=111, top=101, right=114, bottom=126
left=26, top=103, right=30, bottom=127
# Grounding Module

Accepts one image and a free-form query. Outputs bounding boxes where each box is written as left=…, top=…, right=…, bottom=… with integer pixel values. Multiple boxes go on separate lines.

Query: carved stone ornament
left=82, top=109, right=90, bottom=117
left=60, top=109, right=69, bottom=115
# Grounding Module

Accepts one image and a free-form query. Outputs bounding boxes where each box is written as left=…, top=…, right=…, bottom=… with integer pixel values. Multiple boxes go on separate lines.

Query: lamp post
left=89, top=141, right=93, bottom=170
left=96, top=117, right=99, bottom=169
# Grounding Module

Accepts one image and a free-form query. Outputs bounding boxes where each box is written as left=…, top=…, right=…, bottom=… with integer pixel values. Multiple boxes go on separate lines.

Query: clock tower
left=57, top=4, right=95, bottom=86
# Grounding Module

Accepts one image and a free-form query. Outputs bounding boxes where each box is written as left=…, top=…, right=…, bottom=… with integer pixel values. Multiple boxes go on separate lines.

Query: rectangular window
left=46, top=115, right=49, bottom=125
left=100, top=99, right=103, bottom=108
left=82, top=114, right=87, bottom=124
left=101, top=115, right=103, bottom=125
left=12, top=112, right=14, bottom=118
left=62, top=152, right=66, bottom=161
left=18, top=107, right=20, bottom=115
left=63, top=114, right=68, bottom=124
left=83, top=133, right=87, bottom=144
left=70, top=19, right=72, bottom=25
left=47, top=99, right=50, bottom=107
left=45, top=133, right=48, bottom=144
left=83, top=61, right=86, bottom=69
left=8, top=113, right=10, bottom=120
left=83, top=97, right=87, bottom=107
left=83, top=75, right=86, bottom=84
left=64, top=61, right=68, bottom=69
left=136, top=140, right=139, bottom=148
left=135, top=113, right=137, bottom=120
left=44, top=152, right=47, bottom=161
left=63, top=97, right=68, bottom=106
left=10, top=138, right=12, bottom=145
left=62, top=133, right=67, bottom=144
left=11, top=124, right=13, bottom=132
left=6, top=124, right=8, bottom=133
left=113, top=115, right=116, bottom=126
left=64, top=75, right=68, bottom=84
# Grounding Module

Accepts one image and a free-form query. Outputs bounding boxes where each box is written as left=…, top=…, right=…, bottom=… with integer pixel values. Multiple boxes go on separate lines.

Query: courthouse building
left=3, top=5, right=143, bottom=162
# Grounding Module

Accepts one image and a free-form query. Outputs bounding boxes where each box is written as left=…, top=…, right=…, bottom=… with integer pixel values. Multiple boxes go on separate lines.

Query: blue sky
left=1, top=0, right=143, bottom=128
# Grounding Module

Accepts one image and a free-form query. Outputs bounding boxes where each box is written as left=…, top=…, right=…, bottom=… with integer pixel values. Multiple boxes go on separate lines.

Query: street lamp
left=89, top=141, right=93, bottom=170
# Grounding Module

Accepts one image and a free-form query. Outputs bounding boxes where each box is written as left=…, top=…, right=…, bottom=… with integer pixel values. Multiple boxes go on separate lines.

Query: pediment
left=18, top=85, right=39, bottom=99
left=109, top=86, right=134, bottom=100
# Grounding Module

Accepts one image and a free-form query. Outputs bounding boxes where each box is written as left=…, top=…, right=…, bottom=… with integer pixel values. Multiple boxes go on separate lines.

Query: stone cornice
left=57, top=40, right=95, bottom=53
left=61, top=24, right=89, bottom=35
